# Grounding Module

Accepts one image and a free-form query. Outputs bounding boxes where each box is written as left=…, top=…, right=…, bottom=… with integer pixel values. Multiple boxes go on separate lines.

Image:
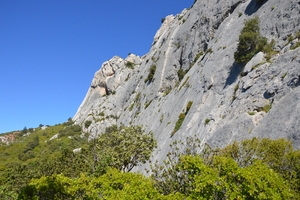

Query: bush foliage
left=1, top=120, right=299, bottom=199
left=144, top=64, right=157, bottom=83
left=234, top=17, right=275, bottom=65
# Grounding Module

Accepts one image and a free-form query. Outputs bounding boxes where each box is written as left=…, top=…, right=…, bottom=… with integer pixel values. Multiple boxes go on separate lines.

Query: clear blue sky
left=0, top=0, right=194, bottom=133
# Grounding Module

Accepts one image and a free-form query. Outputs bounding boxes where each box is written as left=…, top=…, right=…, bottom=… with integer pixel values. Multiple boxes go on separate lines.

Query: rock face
left=73, top=0, right=300, bottom=171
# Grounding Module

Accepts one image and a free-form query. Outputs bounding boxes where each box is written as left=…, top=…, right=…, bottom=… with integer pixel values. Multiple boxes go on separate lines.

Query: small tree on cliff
left=234, top=17, right=268, bottom=65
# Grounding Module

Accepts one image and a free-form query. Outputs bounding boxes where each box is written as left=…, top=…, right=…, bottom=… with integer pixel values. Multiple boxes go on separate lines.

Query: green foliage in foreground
left=178, top=155, right=293, bottom=199
left=151, top=137, right=300, bottom=199
left=18, top=168, right=182, bottom=200
left=1, top=120, right=299, bottom=200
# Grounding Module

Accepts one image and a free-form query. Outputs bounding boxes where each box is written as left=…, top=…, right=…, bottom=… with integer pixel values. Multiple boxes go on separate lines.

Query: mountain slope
left=73, top=0, right=300, bottom=171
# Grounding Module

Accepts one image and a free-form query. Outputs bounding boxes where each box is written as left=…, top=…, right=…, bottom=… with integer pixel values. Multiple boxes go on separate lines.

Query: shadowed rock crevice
left=245, top=0, right=267, bottom=15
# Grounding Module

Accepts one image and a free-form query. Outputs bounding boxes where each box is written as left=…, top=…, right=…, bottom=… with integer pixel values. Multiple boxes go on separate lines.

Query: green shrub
left=144, top=100, right=153, bottom=109
left=129, top=103, right=134, bottom=111
left=185, top=101, right=193, bottom=114
left=234, top=17, right=273, bottom=65
left=204, top=118, right=211, bottom=125
left=234, top=17, right=260, bottom=64
left=63, top=118, right=74, bottom=126
left=281, top=72, right=288, bottom=79
left=257, top=103, right=272, bottom=113
left=296, top=31, right=300, bottom=39
left=125, top=61, right=135, bottom=69
left=144, top=65, right=156, bottom=83
left=189, top=51, right=203, bottom=68
left=291, top=42, right=300, bottom=50
left=232, top=84, right=239, bottom=102
left=163, top=87, right=172, bottom=96
left=84, top=120, right=92, bottom=128
left=206, top=48, right=213, bottom=54
left=248, top=111, right=255, bottom=115
left=134, top=92, right=141, bottom=102
left=172, top=113, right=186, bottom=135
left=288, top=35, right=294, bottom=43
left=160, top=114, right=164, bottom=123
left=23, top=135, right=39, bottom=154
left=99, top=112, right=105, bottom=116
left=59, top=125, right=82, bottom=138
left=171, top=102, right=193, bottom=136
left=179, top=76, right=190, bottom=90
left=177, top=69, right=186, bottom=81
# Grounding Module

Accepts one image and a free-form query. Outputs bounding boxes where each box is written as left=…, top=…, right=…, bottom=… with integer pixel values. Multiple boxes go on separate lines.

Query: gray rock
left=243, top=52, right=265, bottom=73
left=73, top=148, right=82, bottom=154
left=73, top=0, right=300, bottom=172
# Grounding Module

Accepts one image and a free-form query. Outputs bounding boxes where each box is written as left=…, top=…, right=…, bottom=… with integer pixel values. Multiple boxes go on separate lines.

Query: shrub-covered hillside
left=0, top=122, right=299, bottom=199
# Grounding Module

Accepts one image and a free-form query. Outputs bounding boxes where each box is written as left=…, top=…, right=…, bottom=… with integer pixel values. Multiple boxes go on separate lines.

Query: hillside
left=1, top=0, right=300, bottom=198
left=73, top=0, right=300, bottom=172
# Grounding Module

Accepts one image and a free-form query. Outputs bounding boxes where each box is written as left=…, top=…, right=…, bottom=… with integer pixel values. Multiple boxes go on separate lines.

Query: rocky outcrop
left=73, top=0, right=300, bottom=171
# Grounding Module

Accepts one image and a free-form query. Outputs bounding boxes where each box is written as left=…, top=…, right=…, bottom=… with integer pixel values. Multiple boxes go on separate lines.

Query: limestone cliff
left=73, top=0, right=300, bottom=171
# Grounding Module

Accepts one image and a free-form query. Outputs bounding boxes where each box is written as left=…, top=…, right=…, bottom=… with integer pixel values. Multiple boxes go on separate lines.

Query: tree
left=81, top=125, right=157, bottom=174
left=21, top=126, right=27, bottom=134
left=234, top=17, right=268, bottom=65
left=98, top=125, right=157, bottom=172
left=151, top=135, right=202, bottom=195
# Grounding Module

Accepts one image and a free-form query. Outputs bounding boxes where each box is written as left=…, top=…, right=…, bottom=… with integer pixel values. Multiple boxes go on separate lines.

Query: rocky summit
left=73, top=0, right=300, bottom=171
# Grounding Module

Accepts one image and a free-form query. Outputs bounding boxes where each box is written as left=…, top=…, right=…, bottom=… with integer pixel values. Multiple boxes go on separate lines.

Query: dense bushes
left=151, top=137, right=300, bottom=199
left=58, top=124, right=81, bottom=137
left=17, top=137, right=299, bottom=199
left=18, top=168, right=181, bottom=200
left=2, top=121, right=300, bottom=199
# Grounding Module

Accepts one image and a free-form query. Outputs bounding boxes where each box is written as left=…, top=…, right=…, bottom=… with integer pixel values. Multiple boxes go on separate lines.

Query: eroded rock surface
left=73, top=0, right=300, bottom=172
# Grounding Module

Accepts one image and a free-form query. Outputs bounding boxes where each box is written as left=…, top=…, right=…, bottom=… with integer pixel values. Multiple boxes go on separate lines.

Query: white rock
left=243, top=52, right=265, bottom=74
left=49, top=133, right=59, bottom=141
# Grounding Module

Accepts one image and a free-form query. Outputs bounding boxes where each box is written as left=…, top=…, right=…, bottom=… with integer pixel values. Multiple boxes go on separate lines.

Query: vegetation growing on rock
left=144, top=64, right=156, bottom=83
left=171, top=101, right=193, bottom=136
left=234, top=17, right=275, bottom=65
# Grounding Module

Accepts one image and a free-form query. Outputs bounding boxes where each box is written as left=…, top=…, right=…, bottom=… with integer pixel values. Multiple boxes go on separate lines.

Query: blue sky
left=0, top=0, right=194, bottom=133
